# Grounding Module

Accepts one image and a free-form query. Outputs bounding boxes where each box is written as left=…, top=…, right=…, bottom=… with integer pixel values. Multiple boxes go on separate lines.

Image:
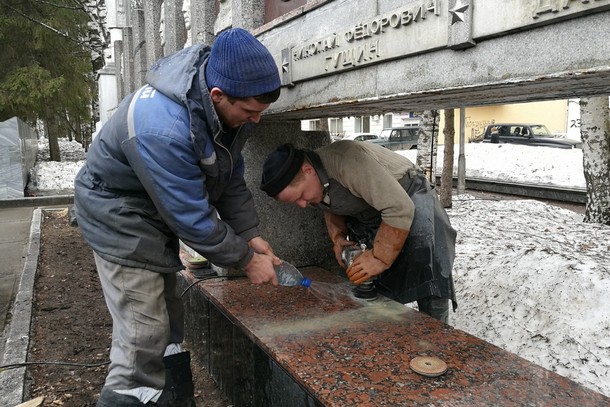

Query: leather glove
left=345, top=250, right=386, bottom=284
left=346, top=221, right=409, bottom=285
left=324, top=211, right=355, bottom=267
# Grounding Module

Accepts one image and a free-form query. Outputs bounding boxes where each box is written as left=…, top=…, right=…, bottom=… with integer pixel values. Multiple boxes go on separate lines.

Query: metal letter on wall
left=448, top=0, right=475, bottom=49
left=281, top=47, right=293, bottom=87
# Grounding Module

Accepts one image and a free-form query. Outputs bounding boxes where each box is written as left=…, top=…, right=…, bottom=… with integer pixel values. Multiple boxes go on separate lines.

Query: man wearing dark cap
left=261, top=141, right=458, bottom=323
left=74, top=28, right=281, bottom=406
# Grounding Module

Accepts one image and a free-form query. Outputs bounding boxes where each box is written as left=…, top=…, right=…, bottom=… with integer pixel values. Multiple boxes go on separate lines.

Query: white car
left=342, top=133, right=378, bottom=142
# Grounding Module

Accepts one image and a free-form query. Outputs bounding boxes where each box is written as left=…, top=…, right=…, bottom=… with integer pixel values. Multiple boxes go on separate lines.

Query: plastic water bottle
left=274, top=262, right=311, bottom=287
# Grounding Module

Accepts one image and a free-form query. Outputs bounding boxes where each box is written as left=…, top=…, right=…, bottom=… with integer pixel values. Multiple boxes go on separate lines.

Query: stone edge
left=0, top=208, right=42, bottom=406
left=0, top=195, right=74, bottom=209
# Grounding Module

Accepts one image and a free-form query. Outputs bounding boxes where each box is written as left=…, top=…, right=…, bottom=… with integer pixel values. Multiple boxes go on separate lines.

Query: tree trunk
left=416, top=110, right=439, bottom=183
left=580, top=96, right=610, bottom=225
left=319, top=118, right=329, bottom=132
left=440, top=109, right=455, bottom=208
left=47, top=116, right=61, bottom=162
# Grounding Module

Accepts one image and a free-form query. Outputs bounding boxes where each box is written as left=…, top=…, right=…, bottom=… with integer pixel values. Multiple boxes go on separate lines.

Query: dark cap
left=205, top=28, right=281, bottom=98
left=260, top=143, right=305, bottom=197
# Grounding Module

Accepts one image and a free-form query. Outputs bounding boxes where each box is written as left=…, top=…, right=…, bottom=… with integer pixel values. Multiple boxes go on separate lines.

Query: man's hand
left=333, top=237, right=356, bottom=268
left=243, top=252, right=279, bottom=285
left=249, top=236, right=279, bottom=259
left=324, top=212, right=355, bottom=268
left=345, top=250, right=388, bottom=285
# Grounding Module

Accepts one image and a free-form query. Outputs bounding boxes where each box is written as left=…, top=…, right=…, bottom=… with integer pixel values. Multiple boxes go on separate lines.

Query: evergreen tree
left=0, top=0, right=103, bottom=160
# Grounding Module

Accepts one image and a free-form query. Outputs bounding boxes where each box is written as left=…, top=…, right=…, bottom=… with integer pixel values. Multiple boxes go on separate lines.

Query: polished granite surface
left=184, top=266, right=609, bottom=406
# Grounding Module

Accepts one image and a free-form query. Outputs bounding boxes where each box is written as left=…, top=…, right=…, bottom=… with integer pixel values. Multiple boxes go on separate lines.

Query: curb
left=0, top=195, right=74, bottom=209
left=0, top=208, right=42, bottom=406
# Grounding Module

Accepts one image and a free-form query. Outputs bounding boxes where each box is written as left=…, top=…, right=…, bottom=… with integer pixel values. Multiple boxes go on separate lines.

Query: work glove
left=324, top=211, right=355, bottom=267
left=346, top=221, right=409, bottom=285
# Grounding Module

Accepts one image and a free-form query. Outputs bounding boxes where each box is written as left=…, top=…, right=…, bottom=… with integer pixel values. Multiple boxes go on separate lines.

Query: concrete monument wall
left=104, top=0, right=610, bottom=121
left=255, top=0, right=610, bottom=120
left=98, top=0, right=610, bottom=269
left=244, top=121, right=338, bottom=273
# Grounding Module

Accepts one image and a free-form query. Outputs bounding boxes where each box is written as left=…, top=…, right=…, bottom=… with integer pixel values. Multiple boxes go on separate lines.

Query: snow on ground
left=448, top=196, right=610, bottom=396
left=32, top=137, right=610, bottom=397
left=28, top=137, right=86, bottom=191
left=395, top=143, right=586, bottom=189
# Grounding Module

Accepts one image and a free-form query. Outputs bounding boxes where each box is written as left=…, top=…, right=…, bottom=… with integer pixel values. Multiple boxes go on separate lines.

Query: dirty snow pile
left=447, top=196, right=610, bottom=397
left=32, top=137, right=610, bottom=397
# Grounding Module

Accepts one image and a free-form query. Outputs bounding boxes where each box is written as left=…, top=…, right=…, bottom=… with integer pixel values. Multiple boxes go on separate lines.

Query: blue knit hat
left=205, top=28, right=280, bottom=98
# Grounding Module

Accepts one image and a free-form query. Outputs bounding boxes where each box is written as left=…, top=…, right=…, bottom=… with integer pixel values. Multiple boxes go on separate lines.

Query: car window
left=379, top=130, right=391, bottom=139
left=531, top=125, right=551, bottom=137
left=379, top=128, right=418, bottom=142
left=498, top=126, right=510, bottom=136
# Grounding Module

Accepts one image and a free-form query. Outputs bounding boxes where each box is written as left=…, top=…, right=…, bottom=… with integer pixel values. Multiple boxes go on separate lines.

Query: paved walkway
left=0, top=207, right=34, bottom=337
left=0, top=197, right=72, bottom=407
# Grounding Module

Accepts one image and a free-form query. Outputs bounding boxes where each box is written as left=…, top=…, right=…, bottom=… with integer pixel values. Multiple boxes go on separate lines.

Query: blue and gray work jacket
left=74, top=45, right=259, bottom=273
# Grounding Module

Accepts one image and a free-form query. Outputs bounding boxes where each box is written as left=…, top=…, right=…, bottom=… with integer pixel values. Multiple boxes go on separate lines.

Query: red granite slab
left=187, top=266, right=609, bottom=406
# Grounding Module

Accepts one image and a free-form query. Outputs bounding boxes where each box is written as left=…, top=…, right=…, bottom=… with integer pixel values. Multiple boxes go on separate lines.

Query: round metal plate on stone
left=409, top=356, right=448, bottom=377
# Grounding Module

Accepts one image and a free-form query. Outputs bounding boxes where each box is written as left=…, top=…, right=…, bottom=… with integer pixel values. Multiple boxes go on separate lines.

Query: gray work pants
left=417, top=296, right=449, bottom=324
left=94, top=252, right=185, bottom=390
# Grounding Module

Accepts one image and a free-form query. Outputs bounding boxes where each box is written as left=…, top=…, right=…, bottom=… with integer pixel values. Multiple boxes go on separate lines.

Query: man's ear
left=209, top=87, right=224, bottom=103
left=302, top=162, right=314, bottom=175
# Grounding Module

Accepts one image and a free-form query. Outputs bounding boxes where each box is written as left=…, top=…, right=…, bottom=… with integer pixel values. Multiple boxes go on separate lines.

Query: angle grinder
left=341, top=243, right=378, bottom=301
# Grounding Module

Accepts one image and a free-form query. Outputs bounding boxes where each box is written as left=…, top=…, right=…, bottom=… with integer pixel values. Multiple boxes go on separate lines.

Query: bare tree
left=440, top=109, right=455, bottom=208
left=580, top=96, right=610, bottom=225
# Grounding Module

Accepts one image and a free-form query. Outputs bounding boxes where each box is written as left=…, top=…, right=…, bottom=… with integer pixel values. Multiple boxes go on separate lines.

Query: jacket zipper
left=213, top=125, right=241, bottom=181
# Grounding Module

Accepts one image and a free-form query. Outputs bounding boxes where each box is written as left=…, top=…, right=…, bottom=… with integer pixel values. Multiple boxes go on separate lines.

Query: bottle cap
left=301, top=277, right=312, bottom=288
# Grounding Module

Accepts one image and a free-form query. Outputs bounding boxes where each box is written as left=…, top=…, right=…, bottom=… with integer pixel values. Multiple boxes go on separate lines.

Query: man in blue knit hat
left=74, top=28, right=281, bottom=406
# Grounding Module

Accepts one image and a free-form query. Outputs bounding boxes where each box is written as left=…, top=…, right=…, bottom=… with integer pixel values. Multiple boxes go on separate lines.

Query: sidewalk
left=0, top=197, right=72, bottom=407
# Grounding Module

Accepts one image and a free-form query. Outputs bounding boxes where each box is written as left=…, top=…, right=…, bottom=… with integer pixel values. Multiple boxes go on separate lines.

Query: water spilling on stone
left=307, top=280, right=357, bottom=303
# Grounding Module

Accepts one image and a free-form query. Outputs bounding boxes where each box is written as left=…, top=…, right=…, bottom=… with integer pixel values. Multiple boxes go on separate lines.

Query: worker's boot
left=97, top=388, right=147, bottom=407
left=156, top=351, right=197, bottom=407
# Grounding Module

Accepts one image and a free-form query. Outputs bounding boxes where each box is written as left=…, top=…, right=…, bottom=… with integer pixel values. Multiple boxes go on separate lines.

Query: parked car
left=369, top=127, right=418, bottom=150
left=342, top=132, right=379, bottom=142
left=483, top=124, right=581, bottom=149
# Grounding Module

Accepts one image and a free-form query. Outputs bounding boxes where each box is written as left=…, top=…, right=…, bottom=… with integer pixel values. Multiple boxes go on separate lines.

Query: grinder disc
left=409, top=356, right=448, bottom=377
left=187, top=256, right=209, bottom=269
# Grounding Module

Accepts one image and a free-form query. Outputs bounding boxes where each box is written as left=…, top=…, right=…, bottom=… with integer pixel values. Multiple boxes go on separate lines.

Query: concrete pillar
left=131, top=7, right=148, bottom=87
left=113, top=40, right=125, bottom=100
left=190, top=0, right=216, bottom=45
left=97, top=64, right=118, bottom=123
left=243, top=121, right=339, bottom=274
left=232, top=0, right=265, bottom=31
left=213, top=0, right=232, bottom=35
left=121, top=28, right=136, bottom=95
left=144, top=0, right=163, bottom=67
left=163, top=0, right=186, bottom=55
